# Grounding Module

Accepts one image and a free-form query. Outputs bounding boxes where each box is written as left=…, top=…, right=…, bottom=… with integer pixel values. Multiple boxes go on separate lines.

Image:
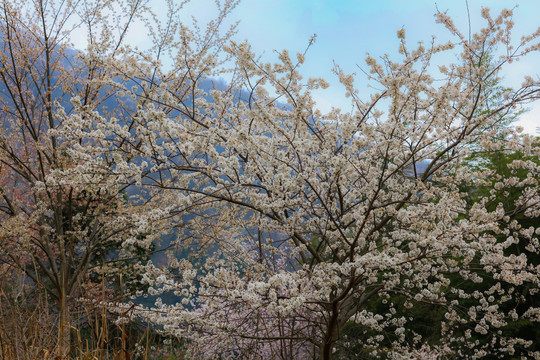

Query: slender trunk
left=57, top=288, right=71, bottom=359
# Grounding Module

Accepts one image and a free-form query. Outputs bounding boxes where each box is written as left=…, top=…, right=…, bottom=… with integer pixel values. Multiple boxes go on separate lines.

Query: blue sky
left=184, top=0, right=539, bottom=133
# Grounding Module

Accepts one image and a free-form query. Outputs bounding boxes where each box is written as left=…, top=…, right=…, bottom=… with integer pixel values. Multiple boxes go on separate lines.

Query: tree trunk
left=57, top=290, right=71, bottom=359
left=320, top=306, right=341, bottom=360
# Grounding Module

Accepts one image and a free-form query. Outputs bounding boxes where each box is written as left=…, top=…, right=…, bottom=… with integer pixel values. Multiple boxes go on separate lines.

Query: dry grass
left=0, top=267, right=184, bottom=360
left=0, top=266, right=57, bottom=359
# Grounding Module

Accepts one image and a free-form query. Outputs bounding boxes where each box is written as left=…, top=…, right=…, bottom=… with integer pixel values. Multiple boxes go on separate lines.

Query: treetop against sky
left=70, top=0, right=540, bottom=133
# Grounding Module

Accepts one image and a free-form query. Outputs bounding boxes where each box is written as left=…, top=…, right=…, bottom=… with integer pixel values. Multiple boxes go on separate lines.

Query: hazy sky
left=87, top=0, right=540, bottom=133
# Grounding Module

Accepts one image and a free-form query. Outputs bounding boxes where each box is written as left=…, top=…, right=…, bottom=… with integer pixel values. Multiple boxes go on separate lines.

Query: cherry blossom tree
left=102, top=7, right=540, bottom=359
left=0, top=0, right=168, bottom=356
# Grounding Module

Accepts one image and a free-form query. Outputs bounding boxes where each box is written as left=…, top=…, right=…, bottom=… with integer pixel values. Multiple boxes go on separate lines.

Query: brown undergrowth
left=0, top=267, right=184, bottom=360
